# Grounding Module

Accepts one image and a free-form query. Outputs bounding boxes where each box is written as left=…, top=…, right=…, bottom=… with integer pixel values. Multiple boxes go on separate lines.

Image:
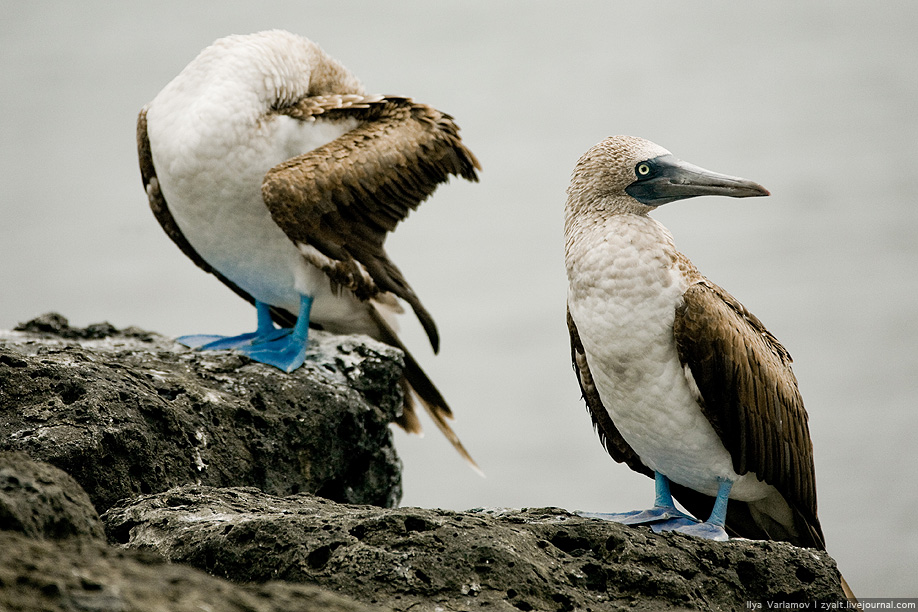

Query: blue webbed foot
left=177, top=301, right=285, bottom=350
left=238, top=329, right=308, bottom=373
left=579, top=472, right=700, bottom=528
left=650, top=516, right=702, bottom=533
left=177, top=297, right=314, bottom=373
left=667, top=479, right=732, bottom=541
left=177, top=328, right=289, bottom=350
left=673, top=521, right=729, bottom=541
left=578, top=505, right=697, bottom=527
left=580, top=472, right=735, bottom=541
left=177, top=333, right=234, bottom=349
left=660, top=478, right=733, bottom=541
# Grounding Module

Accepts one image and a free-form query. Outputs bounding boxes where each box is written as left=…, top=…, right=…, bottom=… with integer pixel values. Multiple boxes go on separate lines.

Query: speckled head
left=566, top=135, right=769, bottom=218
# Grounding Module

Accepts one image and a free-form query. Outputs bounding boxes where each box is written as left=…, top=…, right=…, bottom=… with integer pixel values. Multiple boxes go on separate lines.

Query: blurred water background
left=2, top=0, right=917, bottom=596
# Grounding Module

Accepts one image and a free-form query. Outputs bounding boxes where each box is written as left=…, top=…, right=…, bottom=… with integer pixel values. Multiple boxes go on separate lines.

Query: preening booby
left=565, top=135, right=827, bottom=544
left=138, top=30, right=481, bottom=469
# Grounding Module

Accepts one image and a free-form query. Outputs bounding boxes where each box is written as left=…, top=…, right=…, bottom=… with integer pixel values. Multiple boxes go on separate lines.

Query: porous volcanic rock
left=2, top=315, right=850, bottom=611
left=0, top=531, right=380, bottom=612
left=0, top=313, right=403, bottom=511
left=103, top=484, right=848, bottom=611
left=0, top=452, right=380, bottom=612
left=0, top=450, right=104, bottom=540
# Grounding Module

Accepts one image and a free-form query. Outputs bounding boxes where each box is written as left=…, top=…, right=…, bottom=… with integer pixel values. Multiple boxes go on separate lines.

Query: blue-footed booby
left=565, top=135, right=855, bottom=602
left=137, top=30, right=481, bottom=470
left=565, top=135, right=824, bottom=541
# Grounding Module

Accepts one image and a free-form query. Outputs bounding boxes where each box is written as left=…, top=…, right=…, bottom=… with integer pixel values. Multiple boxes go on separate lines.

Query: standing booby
left=137, top=30, right=481, bottom=470
left=565, top=135, right=826, bottom=547
left=565, top=135, right=855, bottom=604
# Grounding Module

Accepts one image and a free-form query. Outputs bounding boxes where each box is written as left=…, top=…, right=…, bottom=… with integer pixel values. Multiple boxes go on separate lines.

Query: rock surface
left=0, top=313, right=403, bottom=511
left=0, top=531, right=380, bottom=612
left=0, top=450, right=104, bottom=540
left=1, top=314, right=849, bottom=611
left=0, top=451, right=379, bottom=612
left=103, top=484, right=847, bottom=611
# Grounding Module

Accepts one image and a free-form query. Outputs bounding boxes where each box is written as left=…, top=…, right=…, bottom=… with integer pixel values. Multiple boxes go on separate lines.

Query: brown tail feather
left=369, top=306, right=482, bottom=476
left=413, top=387, right=483, bottom=477
left=395, top=377, right=423, bottom=434
left=840, top=574, right=857, bottom=605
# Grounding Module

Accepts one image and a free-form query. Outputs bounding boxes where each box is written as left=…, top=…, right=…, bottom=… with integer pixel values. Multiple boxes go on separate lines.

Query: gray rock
left=0, top=313, right=403, bottom=511
left=2, top=314, right=849, bottom=610
left=0, top=451, right=382, bottom=612
left=0, top=531, right=381, bottom=612
left=0, top=450, right=104, bottom=540
left=103, top=484, right=848, bottom=611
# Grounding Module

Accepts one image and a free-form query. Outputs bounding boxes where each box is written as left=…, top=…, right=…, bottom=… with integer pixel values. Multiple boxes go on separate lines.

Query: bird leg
left=237, top=295, right=313, bottom=372
left=671, top=478, right=732, bottom=541
left=177, top=296, right=313, bottom=373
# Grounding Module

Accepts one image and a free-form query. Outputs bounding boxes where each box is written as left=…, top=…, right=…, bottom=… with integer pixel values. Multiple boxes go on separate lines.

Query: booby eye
left=636, top=163, right=651, bottom=177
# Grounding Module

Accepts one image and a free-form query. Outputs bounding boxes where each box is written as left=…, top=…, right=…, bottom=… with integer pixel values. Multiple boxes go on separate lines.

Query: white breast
left=567, top=214, right=774, bottom=502
left=145, top=75, right=367, bottom=325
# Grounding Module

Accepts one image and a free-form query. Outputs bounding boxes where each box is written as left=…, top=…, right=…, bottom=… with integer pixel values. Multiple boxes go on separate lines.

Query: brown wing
left=673, top=281, right=824, bottom=548
left=137, top=107, right=294, bottom=328
left=262, top=96, right=481, bottom=353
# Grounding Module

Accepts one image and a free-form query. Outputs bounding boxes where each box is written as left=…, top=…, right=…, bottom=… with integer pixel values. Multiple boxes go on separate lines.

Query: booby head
left=566, top=135, right=770, bottom=218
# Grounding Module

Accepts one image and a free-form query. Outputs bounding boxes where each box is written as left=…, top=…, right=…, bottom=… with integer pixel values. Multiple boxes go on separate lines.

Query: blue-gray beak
left=625, top=154, right=769, bottom=206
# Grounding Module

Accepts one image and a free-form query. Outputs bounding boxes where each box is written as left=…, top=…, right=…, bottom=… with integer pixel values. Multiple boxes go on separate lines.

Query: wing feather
left=673, top=281, right=823, bottom=547
left=262, top=96, right=480, bottom=353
